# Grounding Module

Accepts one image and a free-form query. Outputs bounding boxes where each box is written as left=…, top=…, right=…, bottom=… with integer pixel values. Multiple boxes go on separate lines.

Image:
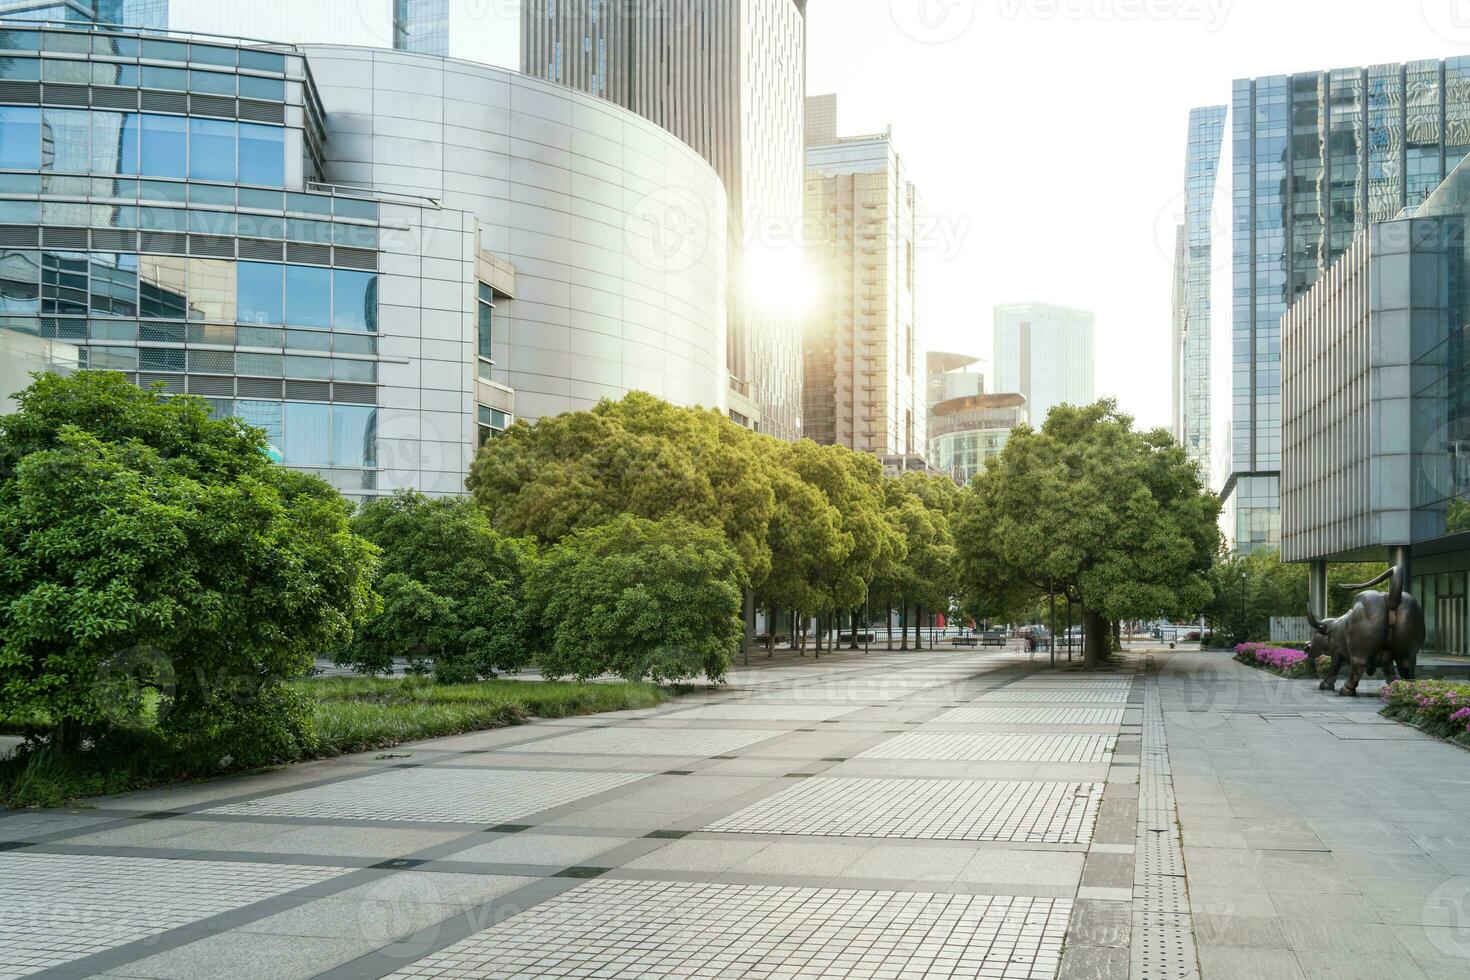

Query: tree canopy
left=340, top=491, right=535, bottom=682
left=954, top=401, right=1220, bottom=667
left=0, top=372, right=378, bottom=754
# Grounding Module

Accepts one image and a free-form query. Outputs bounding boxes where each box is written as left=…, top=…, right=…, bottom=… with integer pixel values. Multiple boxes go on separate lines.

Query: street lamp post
left=1240, top=571, right=1248, bottom=643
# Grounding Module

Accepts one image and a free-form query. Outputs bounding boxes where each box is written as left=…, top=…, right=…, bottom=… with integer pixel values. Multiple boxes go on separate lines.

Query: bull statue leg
left=1318, top=649, right=1345, bottom=691
left=1339, top=655, right=1367, bottom=697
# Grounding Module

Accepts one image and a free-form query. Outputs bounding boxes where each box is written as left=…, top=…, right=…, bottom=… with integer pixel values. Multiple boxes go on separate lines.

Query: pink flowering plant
left=1233, top=642, right=1312, bottom=679
left=1379, top=679, right=1470, bottom=747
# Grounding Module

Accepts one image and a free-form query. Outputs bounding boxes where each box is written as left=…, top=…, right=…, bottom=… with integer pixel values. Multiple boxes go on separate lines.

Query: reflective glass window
left=477, top=281, right=493, bottom=377
left=189, top=350, right=234, bottom=374
left=333, top=197, right=376, bottom=221
left=237, top=399, right=283, bottom=451
left=140, top=180, right=184, bottom=203
left=0, top=249, right=40, bottom=314
left=42, top=32, right=88, bottom=54
left=188, top=69, right=234, bottom=95
left=0, top=200, right=39, bottom=222
left=88, top=346, right=137, bottom=369
left=237, top=213, right=284, bottom=239
left=332, top=223, right=377, bottom=248
left=89, top=253, right=137, bottom=317
left=284, top=264, right=330, bottom=327
left=138, top=347, right=185, bottom=372
left=94, top=36, right=138, bottom=57
left=189, top=183, right=235, bottom=207
left=333, top=358, right=375, bottom=383
left=187, top=209, right=235, bottom=236
left=189, top=44, right=235, bottom=67
left=41, top=58, right=89, bottom=83
left=237, top=261, right=283, bottom=324
left=140, top=39, right=186, bottom=62
left=238, top=123, right=284, bottom=188
left=238, top=187, right=283, bottom=211
left=283, top=401, right=330, bottom=466
left=236, top=326, right=282, bottom=347
left=41, top=108, right=89, bottom=172
left=138, top=254, right=187, bottom=319
left=138, top=206, right=185, bottom=231
left=0, top=107, right=39, bottom=169
left=331, top=270, right=376, bottom=332
left=332, top=332, right=375, bottom=356
left=91, top=62, right=138, bottom=86
left=140, top=321, right=186, bottom=343
left=285, top=329, right=331, bottom=352
left=0, top=56, right=40, bottom=81
left=139, top=113, right=185, bottom=178
left=187, top=258, right=235, bottom=322
left=238, top=50, right=284, bottom=73
left=330, top=405, right=376, bottom=467
left=284, top=354, right=330, bottom=380
left=40, top=251, right=87, bottom=315
left=238, top=74, right=284, bottom=101
left=236, top=351, right=282, bottom=376
left=286, top=192, right=332, bottom=216
left=188, top=117, right=235, bottom=182
left=90, top=110, right=136, bottom=175
left=287, top=218, right=333, bottom=244
left=140, top=65, right=187, bottom=91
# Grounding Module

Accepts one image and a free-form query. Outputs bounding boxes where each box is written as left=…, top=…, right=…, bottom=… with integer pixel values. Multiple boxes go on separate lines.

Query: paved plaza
left=1, top=646, right=1468, bottom=979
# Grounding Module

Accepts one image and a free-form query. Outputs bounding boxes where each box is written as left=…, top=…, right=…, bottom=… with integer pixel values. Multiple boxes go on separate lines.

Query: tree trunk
left=886, top=603, right=894, bottom=651
left=743, top=589, right=755, bottom=667
left=849, top=606, right=861, bottom=650
left=1082, top=606, right=1110, bottom=670
left=767, top=604, right=778, bottom=658
left=900, top=600, right=909, bottom=651
left=56, top=717, right=83, bottom=754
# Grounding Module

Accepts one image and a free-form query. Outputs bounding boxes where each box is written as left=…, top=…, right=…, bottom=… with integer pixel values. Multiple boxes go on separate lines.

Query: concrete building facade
left=802, top=94, right=924, bottom=459
left=520, top=0, right=807, bottom=440
left=992, top=302, right=1094, bottom=427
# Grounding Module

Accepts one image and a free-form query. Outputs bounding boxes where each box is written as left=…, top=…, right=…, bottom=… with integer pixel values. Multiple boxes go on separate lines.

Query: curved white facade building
left=303, top=45, right=730, bottom=423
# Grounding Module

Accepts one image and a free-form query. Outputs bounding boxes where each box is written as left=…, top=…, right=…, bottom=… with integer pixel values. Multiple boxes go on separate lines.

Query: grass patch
left=2, top=676, right=670, bottom=808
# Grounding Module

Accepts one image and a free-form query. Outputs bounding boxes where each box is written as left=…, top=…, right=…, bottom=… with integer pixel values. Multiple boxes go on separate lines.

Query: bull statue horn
left=1306, top=606, right=1328, bottom=634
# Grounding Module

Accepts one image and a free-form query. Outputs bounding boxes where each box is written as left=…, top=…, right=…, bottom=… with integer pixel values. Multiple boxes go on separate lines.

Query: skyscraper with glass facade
left=521, top=0, right=808, bottom=440
left=992, top=302, right=1094, bottom=426
left=1226, top=58, right=1470, bottom=554
left=1171, top=105, right=1225, bottom=476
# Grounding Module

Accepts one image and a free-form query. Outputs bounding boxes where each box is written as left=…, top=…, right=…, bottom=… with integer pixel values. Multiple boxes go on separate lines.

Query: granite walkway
left=0, top=645, right=1465, bottom=979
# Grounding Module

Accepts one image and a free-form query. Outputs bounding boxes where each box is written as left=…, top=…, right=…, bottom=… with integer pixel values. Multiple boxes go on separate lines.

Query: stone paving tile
left=492, top=727, right=787, bottom=757
left=380, top=879, right=1071, bottom=980
left=974, top=689, right=1132, bottom=703
left=933, top=705, right=1127, bottom=726
left=704, top=776, right=1105, bottom=843
left=0, top=851, right=345, bottom=976
left=658, top=702, right=860, bottom=721
left=857, top=731, right=1117, bottom=763
left=200, top=767, right=649, bottom=825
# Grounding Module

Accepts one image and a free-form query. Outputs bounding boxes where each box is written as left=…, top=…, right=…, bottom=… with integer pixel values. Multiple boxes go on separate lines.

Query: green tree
left=1203, top=548, right=1385, bottom=644
left=954, top=401, right=1219, bottom=668
left=0, top=372, right=377, bottom=756
left=526, top=514, right=745, bottom=683
left=339, top=491, right=535, bottom=682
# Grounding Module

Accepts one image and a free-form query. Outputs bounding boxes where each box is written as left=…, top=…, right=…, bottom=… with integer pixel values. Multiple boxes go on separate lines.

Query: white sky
left=805, top=0, right=1470, bottom=429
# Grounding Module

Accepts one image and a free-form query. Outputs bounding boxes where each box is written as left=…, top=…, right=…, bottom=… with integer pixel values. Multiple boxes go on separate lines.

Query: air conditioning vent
left=286, top=242, right=331, bottom=266
left=139, top=90, right=188, bottom=113
left=187, top=375, right=236, bottom=397
left=189, top=94, right=236, bottom=118
left=188, top=234, right=235, bottom=257
left=284, top=380, right=330, bottom=402
left=41, top=83, right=88, bottom=106
left=138, top=373, right=186, bottom=393
left=91, top=87, right=139, bottom=110
left=139, top=231, right=187, bottom=253
left=0, top=226, right=40, bottom=246
left=91, top=228, right=138, bottom=251
left=236, top=378, right=284, bottom=399
left=0, top=81, right=40, bottom=104
left=237, top=99, right=285, bottom=123
left=332, top=382, right=377, bottom=405
left=238, top=238, right=283, bottom=261
left=332, top=247, right=377, bottom=270
left=41, top=227, right=88, bottom=249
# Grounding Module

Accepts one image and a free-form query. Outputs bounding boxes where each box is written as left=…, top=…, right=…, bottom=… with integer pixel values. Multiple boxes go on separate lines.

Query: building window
left=41, top=108, right=90, bottom=173
left=89, top=252, right=137, bottom=317
left=40, top=250, right=88, bottom=315
left=237, top=261, right=284, bottom=324
left=0, top=106, right=39, bottom=170
left=187, top=257, right=236, bottom=321
left=283, top=401, right=331, bottom=466
left=139, top=254, right=188, bottom=319
left=478, top=405, right=510, bottom=446
left=238, top=122, right=284, bottom=187
left=139, top=113, right=186, bottom=178
left=188, top=117, right=236, bottom=183
left=331, top=269, right=377, bottom=332
left=0, top=249, right=40, bottom=314
left=477, top=281, right=493, bottom=379
left=286, top=265, right=331, bottom=327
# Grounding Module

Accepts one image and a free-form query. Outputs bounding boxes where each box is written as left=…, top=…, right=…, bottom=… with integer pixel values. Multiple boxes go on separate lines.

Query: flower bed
left=1233, top=642, right=1312, bottom=679
left=1379, top=679, right=1470, bottom=749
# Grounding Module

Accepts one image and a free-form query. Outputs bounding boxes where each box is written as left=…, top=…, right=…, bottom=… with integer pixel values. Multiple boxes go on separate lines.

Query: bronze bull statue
left=1308, top=566, right=1425, bottom=697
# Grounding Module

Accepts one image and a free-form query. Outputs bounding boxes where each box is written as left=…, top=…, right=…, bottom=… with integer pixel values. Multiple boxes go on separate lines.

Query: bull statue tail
left=1336, top=566, right=1405, bottom=611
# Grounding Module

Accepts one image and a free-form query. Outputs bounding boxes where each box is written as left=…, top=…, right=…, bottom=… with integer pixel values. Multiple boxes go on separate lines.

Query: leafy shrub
left=1380, top=679, right=1470, bottom=746
left=1315, top=654, right=1333, bottom=679
left=1234, top=642, right=1311, bottom=678
left=339, top=492, right=535, bottom=682
left=527, top=514, right=745, bottom=683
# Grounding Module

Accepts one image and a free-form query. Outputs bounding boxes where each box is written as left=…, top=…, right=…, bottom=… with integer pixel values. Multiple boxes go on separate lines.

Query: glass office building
left=992, top=302, right=1094, bottom=427
left=1171, top=105, right=1226, bottom=476
left=1227, top=58, right=1470, bottom=553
